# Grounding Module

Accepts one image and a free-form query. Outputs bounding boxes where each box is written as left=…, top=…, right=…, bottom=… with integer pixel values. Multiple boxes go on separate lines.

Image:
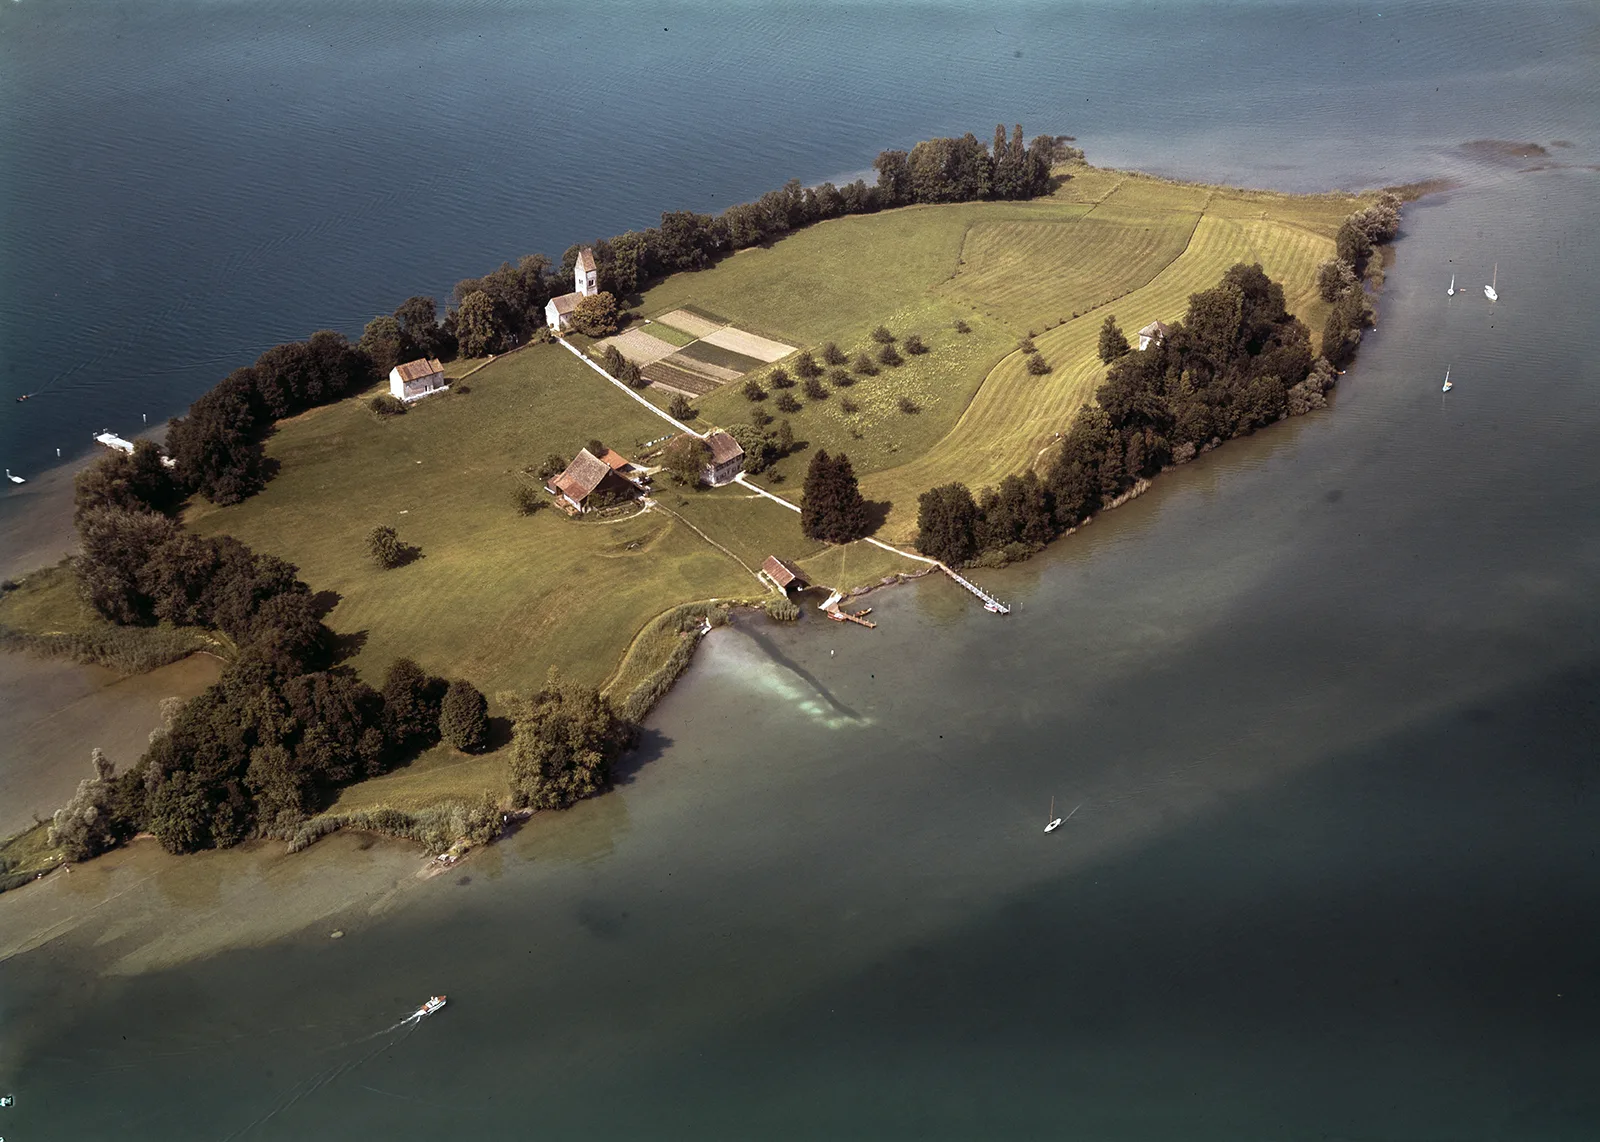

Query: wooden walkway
left=939, top=564, right=1011, bottom=614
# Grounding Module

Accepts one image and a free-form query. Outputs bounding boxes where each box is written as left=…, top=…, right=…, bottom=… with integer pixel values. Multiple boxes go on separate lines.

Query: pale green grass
left=659, top=484, right=828, bottom=574
left=795, top=540, right=924, bottom=594
left=327, top=741, right=507, bottom=813
left=188, top=344, right=756, bottom=694
left=637, top=320, right=697, bottom=347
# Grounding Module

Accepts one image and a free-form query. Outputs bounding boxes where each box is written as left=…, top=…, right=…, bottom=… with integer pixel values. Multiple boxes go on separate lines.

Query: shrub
left=897, top=395, right=920, bottom=414
left=953, top=319, right=972, bottom=334
left=821, top=341, right=848, bottom=366
left=829, top=367, right=855, bottom=388
left=793, top=350, right=821, bottom=378
left=536, top=453, right=567, bottom=480
left=904, top=334, right=928, bottom=355
left=571, top=291, right=620, bottom=337
left=1316, top=258, right=1358, bottom=302
left=802, top=376, right=828, bottom=400
left=877, top=343, right=904, bottom=367
left=1017, top=336, right=1036, bottom=354
left=768, top=366, right=794, bottom=389
left=438, top=679, right=490, bottom=752
left=742, top=376, right=767, bottom=401
left=367, top=525, right=407, bottom=569
left=620, top=359, right=645, bottom=387
left=853, top=353, right=879, bottom=376
left=601, top=344, right=625, bottom=375
left=662, top=434, right=710, bottom=486
left=368, top=394, right=407, bottom=417
left=840, top=395, right=859, bottom=414
left=751, top=407, right=773, bottom=427
left=1025, top=352, right=1051, bottom=375
left=870, top=325, right=895, bottom=344
left=512, top=485, right=546, bottom=515
left=764, top=597, right=800, bottom=622
left=668, top=393, right=695, bottom=420
left=775, top=392, right=802, bottom=413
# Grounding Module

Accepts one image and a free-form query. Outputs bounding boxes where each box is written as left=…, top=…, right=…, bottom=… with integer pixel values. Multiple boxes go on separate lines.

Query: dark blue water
left=3, top=3, right=1600, bottom=1139
left=1, top=0, right=1593, bottom=481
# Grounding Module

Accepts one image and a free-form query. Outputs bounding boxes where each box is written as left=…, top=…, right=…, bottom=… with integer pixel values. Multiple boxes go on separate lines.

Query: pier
left=939, top=564, right=1010, bottom=614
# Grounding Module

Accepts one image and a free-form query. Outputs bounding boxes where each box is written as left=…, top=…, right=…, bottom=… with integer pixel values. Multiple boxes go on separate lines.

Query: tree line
left=917, top=261, right=1343, bottom=566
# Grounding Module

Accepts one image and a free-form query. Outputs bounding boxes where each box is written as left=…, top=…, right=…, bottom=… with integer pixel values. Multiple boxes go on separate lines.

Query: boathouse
left=389, top=357, right=448, bottom=402
left=760, top=556, right=806, bottom=595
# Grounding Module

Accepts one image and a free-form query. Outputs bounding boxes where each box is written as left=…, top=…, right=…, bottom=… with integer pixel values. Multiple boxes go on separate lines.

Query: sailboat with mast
left=1044, top=797, right=1062, bottom=833
left=1442, top=367, right=1452, bottom=393
left=1484, top=263, right=1498, bottom=302
left=1447, top=273, right=1455, bottom=297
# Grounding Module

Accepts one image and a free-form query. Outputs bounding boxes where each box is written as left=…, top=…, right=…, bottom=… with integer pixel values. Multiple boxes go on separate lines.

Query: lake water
left=3, top=1, right=1600, bottom=1138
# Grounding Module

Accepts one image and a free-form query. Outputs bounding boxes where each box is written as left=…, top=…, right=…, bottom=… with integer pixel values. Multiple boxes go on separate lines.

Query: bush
left=764, top=597, right=800, bottom=622
left=620, top=359, right=646, bottom=387
left=742, top=376, right=767, bottom=401
left=751, top=407, right=773, bottom=427
left=438, top=679, right=490, bottom=752
left=369, top=394, right=407, bottom=417
left=821, top=341, right=848, bottom=366
left=898, top=395, right=921, bottom=414
left=870, top=325, right=895, bottom=344
left=840, top=395, right=860, bottom=414
left=668, top=393, right=695, bottom=420
left=853, top=353, right=879, bottom=376
left=775, top=392, right=801, bottom=413
left=367, top=525, right=407, bottom=569
left=512, top=485, right=546, bottom=515
left=1316, top=258, right=1358, bottom=302
left=953, top=319, right=972, bottom=334
left=829, top=367, right=855, bottom=388
left=1017, top=336, right=1036, bottom=354
left=768, top=366, right=794, bottom=389
left=1025, top=352, right=1051, bottom=375
left=904, top=334, right=928, bottom=355
left=662, top=434, right=710, bottom=486
left=793, top=350, right=821, bottom=378
left=571, top=291, right=620, bottom=337
left=536, top=453, right=567, bottom=480
left=877, top=343, right=904, bottom=367
left=802, top=376, right=828, bottom=400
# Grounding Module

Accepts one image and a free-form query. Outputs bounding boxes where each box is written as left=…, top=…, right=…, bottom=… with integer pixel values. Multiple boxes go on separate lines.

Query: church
left=543, top=247, right=599, bottom=332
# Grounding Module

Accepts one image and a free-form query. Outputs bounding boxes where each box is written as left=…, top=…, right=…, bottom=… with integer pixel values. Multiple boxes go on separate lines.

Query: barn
left=546, top=448, right=638, bottom=513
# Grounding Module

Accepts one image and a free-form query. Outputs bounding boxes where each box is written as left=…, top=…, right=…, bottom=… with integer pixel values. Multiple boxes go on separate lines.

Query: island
left=0, top=128, right=1409, bottom=884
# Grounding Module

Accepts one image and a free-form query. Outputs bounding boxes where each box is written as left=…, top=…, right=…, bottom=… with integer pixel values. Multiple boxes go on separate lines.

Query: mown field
left=636, top=165, right=1367, bottom=540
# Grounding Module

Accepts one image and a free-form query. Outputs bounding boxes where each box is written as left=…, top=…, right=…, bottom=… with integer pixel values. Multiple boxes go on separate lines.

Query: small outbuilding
left=760, top=556, right=807, bottom=595
left=596, top=447, right=644, bottom=481
left=543, top=246, right=600, bottom=333
left=1136, top=320, right=1172, bottom=352
left=389, top=357, right=448, bottom=402
left=701, top=431, right=745, bottom=487
left=546, top=448, right=638, bottom=513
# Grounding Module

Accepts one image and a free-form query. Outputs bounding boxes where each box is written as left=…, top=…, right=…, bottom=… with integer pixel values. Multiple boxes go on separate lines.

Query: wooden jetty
left=826, top=605, right=876, bottom=629
left=939, top=564, right=1010, bottom=614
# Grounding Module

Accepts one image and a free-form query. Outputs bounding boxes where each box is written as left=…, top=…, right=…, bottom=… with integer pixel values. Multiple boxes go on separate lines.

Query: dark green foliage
left=507, top=673, right=633, bottom=810
left=48, top=749, right=125, bottom=861
left=897, top=395, right=920, bottom=414
left=870, top=325, right=896, bottom=344
left=1322, top=287, right=1373, bottom=369
left=764, top=597, right=800, bottom=622
left=439, top=679, right=489, bottom=753
left=668, top=393, right=695, bottom=421
left=751, top=407, right=773, bottom=427
left=1098, top=315, right=1130, bottom=363
left=1335, top=221, right=1373, bottom=275
left=878, top=343, right=904, bottom=367
left=74, top=441, right=183, bottom=525
left=369, top=393, right=407, bottom=417
left=455, top=290, right=501, bottom=356
left=954, top=319, right=972, bottom=334
left=802, top=376, right=828, bottom=400
left=793, top=350, right=821, bottom=378
left=394, top=295, right=451, bottom=360
left=975, top=472, right=1054, bottom=551
left=853, top=353, right=879, bottom=376
left=1026, top=352, right=1051, bottom=375
left=358, top=314, right=408, bottom=376
left=536, top=453, right=567, bottom=480
left=512, top=485, right=546, bottom=515
left=1316, top=258, right=1358, bottom=302
left=768, top=366, right=794, bottom=389
left=367, top=525, right=406, bottom=569
left=801, top=450, right=870, bottom=543
left=76, top=508, right=182, bottom=624
left=620, top=358, right=644, bottom=387
left=839, top=395, right=859, bottom=414
left=742, top=376, right=767, bottom=401
left=728, top=419, right=799, bottom=475
left=904, top=334, right=928, bottom=355
left=662, top=434, right=710, bottom=486
left=829, top=367, right=855, bottom=388
left=571, top=291, right=620, bottom=337
left=381, top=658, right=441, bottom=755
left=601, top=344, right=625, bottom=375
left=775, top=391, right=802, bottom=413
left=916, top=483, right=980, bottom=564
left=821, top=341, right=848, bottom=366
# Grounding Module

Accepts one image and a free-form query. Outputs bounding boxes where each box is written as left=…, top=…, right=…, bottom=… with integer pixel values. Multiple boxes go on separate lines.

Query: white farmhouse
left=543, top=247, right=599, bottom=333
left=1136, top=320, right=1172, bottom=352
left=389, top=357, right=448, bottom=402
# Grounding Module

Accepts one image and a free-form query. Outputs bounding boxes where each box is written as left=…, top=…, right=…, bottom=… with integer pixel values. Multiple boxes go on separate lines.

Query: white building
left=389, top=357, right=448, bottom=402
left=1136, top=320, right=1172, bottom=352
left=543, top=247, right=599, bottom=333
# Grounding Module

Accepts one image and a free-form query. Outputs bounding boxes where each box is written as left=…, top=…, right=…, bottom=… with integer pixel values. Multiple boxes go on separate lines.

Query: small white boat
left=413, top=995, right=447, bottom=1018
left=1484, top=263, right=1498, bottom=302
left=5, top=469, right=24, bottom=484
left=1442, top=367, right=1452, bottom=393
left=1044, top=796, right=1062, bottom=833
left=984, top=601, right=1003, bottom=614
left=1447, top=273, right=1455, bottom=297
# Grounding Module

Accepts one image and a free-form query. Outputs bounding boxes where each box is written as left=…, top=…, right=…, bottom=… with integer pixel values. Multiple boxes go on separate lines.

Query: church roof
left=575, top=247, right=597, bottom=273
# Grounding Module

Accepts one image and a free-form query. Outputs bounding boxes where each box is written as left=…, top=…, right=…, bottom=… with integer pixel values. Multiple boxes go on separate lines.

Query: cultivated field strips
left=699, top=325, right=796, bottom=363
left=939, top=212, right=1199, bottom=334
left=674, top=339, right=765, bottom=373
left=862, top=214, right=1336, bottom=538
left=644, top=360, right=723, bottom=396
left=654, top=308, right=725, bottom=338
left=594, top=328, right=682, bottom=365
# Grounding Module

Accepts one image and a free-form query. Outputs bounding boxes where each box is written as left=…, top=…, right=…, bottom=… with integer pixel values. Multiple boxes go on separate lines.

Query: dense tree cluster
left=873, top=124, right=1057, bottom=207
left=726, top=419, right=796, bottom=474
left=358, top=296, right=454, bottom=376
left=1320, top=193, right=1400, bottom=366
left=801, top=450, right=869, bottom=543
left=506, top=673, right=633, bottom=810
left=662, top=434, right=711, bottom=486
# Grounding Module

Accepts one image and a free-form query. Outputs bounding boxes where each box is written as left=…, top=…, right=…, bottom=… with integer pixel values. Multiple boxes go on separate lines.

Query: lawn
left=187, top=344, right=761, bottom=695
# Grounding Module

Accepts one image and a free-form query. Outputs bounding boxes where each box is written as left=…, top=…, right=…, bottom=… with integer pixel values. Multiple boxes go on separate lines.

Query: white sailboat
left=1484, top=263, right=1498, bottom=302
left=1442, top=367, right=1452, bottom=393
left=1447, top=273, right=1455, bottom=297
left=1044, top=797, right=1062, bottom=833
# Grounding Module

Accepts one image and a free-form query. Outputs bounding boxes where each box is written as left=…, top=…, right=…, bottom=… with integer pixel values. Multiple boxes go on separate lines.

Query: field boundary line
left=647, top=501, right=762, bottom=582
left=555, top=336, right=699, bottom=437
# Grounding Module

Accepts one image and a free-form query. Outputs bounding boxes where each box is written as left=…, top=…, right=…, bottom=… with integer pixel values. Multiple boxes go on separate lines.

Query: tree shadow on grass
left=611, top=726, right=674, bottom=787
left=327, top=628, right=368, bottom=664
left=862, top=499, right=893, bottom=536
left=483, top=715, right=514, bottom=753
left=309, top=589, right=342, bottom=619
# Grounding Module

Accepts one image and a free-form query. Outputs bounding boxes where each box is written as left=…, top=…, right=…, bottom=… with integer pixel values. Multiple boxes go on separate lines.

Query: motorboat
left=414, top=995, right=447, bottom=1018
